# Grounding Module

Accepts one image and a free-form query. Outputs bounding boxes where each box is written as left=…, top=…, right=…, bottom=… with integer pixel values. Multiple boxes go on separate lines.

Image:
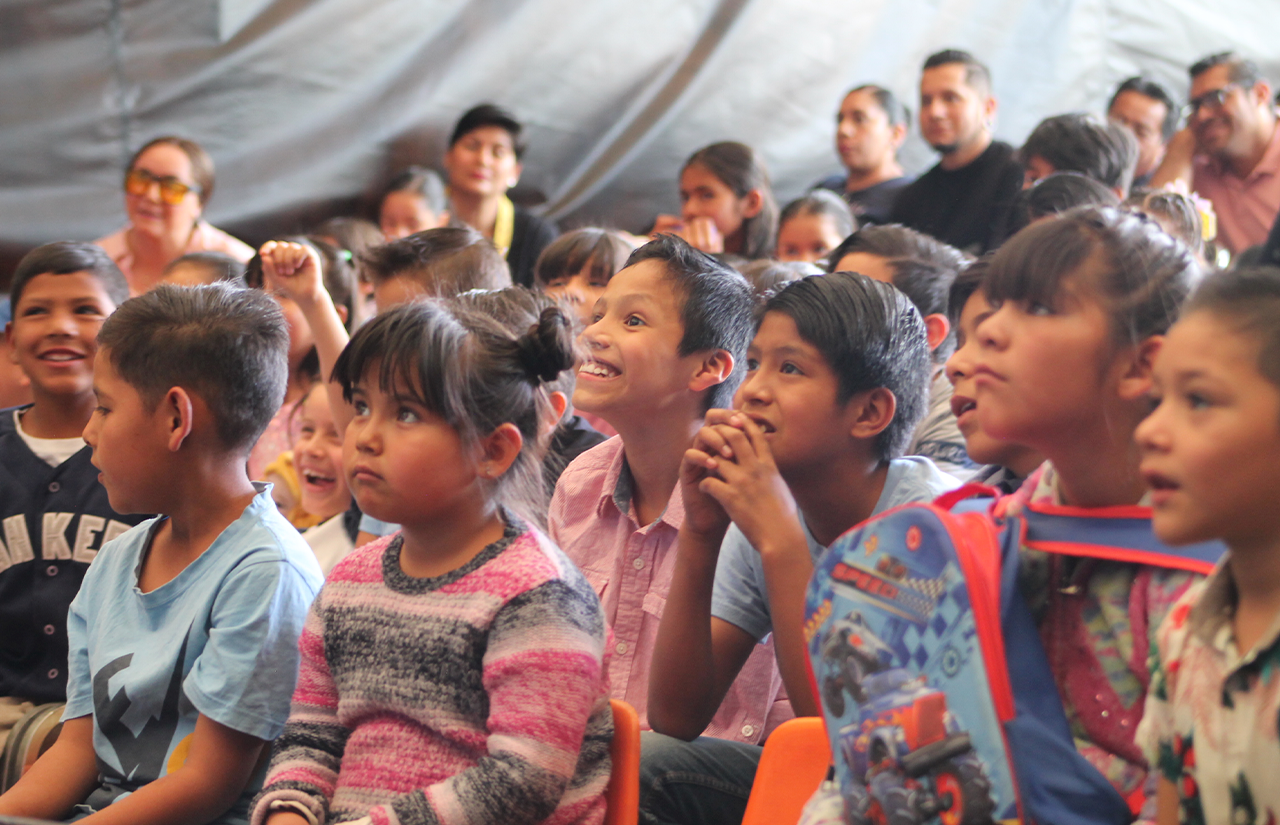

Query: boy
left=548, top=236, right=779, bottom=745
left=0, top=239, right=141, bottom=741
left=646, top=273, right=960, bottom=825
left=363, top=225, right=511, bottom=311
left=0, top=242, right=143, bottom=744
left=830, top=231, right=974, bottom=478
left=0, top=284, right=323, bottom=824
left=1136, top=266, right=1280, bottom=825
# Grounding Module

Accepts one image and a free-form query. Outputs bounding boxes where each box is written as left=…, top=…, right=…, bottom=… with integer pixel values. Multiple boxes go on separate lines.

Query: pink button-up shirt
left=1192, top=123, right=1280, bottom=254
left=549, top=438, right=792, bottom=745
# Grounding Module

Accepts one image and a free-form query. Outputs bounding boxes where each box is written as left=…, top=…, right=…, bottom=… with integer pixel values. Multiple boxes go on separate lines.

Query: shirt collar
left=1190, top=558, right=1280, bottom=668
left=595, top=444, right=684, bottom=531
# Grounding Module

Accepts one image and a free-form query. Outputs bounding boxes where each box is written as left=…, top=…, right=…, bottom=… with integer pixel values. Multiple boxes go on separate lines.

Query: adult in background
left=889, top=49, right=1023, bottom=254
left=814, top=85, right=914, bottom=225
left=443, top=104, right=558, bottom=287
left=1152, top=52, right=1280, bottom=256
left=95, top=136, right=253, bottom=295
left=1108, top=76, right=1178, bottom=189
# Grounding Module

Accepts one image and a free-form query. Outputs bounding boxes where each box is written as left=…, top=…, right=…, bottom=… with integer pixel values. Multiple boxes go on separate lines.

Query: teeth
left=304, top=472, right=335, bottom=484
left=42, top=353, right=80, bottom=361
left=579, top=362, right=618, bottom=378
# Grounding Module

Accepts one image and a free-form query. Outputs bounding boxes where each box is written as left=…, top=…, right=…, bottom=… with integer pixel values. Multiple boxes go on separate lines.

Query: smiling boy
left=0, top=243, right=145, bottom=743
left=646, top=273, right=960, bottom=825
left=548, top=235, right=784, bottom=747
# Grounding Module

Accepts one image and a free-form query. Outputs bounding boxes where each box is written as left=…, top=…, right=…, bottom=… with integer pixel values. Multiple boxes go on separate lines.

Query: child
left=0, top=283, right=323, bottom=824
left=312, top=216, right=384, bottom=327
left=830, top=234, right=976, bottom=478
left=253, top=300, right=610, bottom=825
left=549, top=235, right=783, bottom=747
left=652, top=142, right=779, bottom=260
left=775, top=190, right=856, bottom=264
left=737, top=259, right=822, bottom=301
left=533, top=227, right=636, bottom=327
left=1006, top=171, right=1120, bottom=236
left=363, top=225, right=511, bottom=311
left=244, top=237, right=355, bottom=481
left=0, top=242, right=143, bottom=742
left=645, top=272, right=960, bottom=825
left=161, top=251, right=247, bottom=287
left=378, top=166, right=448, bottom=241
left=1136, top=266, right=1280, bottom=825
left=292, top=383, right=356, bottom=573
left=971, top=206, right=1202, bottom=818
left=944, top=259, right=1044, bottom=492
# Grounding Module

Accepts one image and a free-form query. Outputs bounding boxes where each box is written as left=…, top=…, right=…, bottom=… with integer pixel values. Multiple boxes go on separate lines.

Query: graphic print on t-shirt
left=92, top=630, right=193, bottom=785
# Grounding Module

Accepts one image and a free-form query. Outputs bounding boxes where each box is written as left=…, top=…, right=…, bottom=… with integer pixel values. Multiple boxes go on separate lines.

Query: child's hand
left=259, top=241, right=326, bottom=309
left=696, top=411, right=801, bottom=555
left=681, top=430, right=732, bottom=542
left=650, top=214, right=685, bottom=238
left=680, top=217, right=725, bottom=254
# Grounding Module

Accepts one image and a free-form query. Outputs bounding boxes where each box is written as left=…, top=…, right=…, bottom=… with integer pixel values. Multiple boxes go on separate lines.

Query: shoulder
left=813, top=173, right=845, bottom=192
left=553, top=436, right=622, bottom=501
left=196, top=222, right=254, bottom=262
left=93, top=228, right=129, bottom=259
left=513, top=208, right=559, bottom=241
left=485, top=529, right=601, bottom=613
left=0, top=406, right=21, bottom=438
left=220, top=498, right=324, bottom=594
left=884, top=456, right=963, bottom=507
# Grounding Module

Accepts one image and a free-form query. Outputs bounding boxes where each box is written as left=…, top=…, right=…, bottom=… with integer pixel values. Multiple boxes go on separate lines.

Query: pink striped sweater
left=251, top=521, right=611, bottom=825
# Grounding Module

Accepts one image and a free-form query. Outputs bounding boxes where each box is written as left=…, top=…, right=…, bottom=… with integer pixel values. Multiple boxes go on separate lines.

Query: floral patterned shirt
left=1137, top=560, right=1280, bottom=825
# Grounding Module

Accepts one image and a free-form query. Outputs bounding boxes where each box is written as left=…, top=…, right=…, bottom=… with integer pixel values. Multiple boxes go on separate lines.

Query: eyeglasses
left=1183, top=84, right=1238, bottom=119
left=124, top=168, right=200, bottom=205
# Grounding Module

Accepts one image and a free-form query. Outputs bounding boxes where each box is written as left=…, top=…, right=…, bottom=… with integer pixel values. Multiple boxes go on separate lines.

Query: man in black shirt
left=890, top=49, right=1023, bottom=254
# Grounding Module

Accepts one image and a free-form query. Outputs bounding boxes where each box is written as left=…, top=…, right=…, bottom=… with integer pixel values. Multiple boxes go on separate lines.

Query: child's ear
left=3, top=323, right=15, bottom=364
left=335, top=304, right=349, bottom=327
left=688, top=350, right=735, bottom=394
left=548, top=390, right=569, bottom=422
left=923, top=313, right=951, bottom=353
left=740, top=189, right=765, bottom=220
left=479, top=422, right=524, bottom=480
left=847, top=387, right=897, bottom=441
left=890, top=122, right=908, bottom=150
left=436, top=210, right=452, bottom=229
left=162, top=387, right=195, bottom=452
left=1117, top=335, right=1163, bottom=401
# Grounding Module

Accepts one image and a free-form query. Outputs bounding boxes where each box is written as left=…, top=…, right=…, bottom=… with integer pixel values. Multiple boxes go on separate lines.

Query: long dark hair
left=684, top=142, right=779, bottom=260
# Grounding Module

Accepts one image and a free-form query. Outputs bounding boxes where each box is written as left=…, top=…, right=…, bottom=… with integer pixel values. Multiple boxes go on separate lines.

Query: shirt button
left=45, top=565, right=59, bottom=577
left=615, top=642, right=628, bottom=655
left=632, top=558, right=645, bottom=570
left=740, top=724, right=755, bottom=738
left=43, top=625, right=55, bottom=636
left=48, top=481, right=60, bottom=493
left=46, top=668, right=58, bottom=680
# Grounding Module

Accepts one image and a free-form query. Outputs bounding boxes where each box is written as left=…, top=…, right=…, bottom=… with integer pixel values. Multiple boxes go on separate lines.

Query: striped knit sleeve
left=377, top=574, right=609, bottom=825
left=251, top=591, right=349, bottom=825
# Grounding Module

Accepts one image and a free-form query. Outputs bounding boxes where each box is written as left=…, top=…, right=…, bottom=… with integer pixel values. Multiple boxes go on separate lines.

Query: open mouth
left=301, top=469, right=338, bottom=491
left=579, top=359, right=620, bottom=379
left=745, top=414, right=776, bottom=433
left=950, top=396, right=976, bottom=419
left=38, top=349, right=85, bottom=363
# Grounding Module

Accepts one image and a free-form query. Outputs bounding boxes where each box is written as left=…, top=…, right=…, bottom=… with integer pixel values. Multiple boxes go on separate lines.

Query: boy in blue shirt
left=0, top=283, right=323, bottom=825
left=0, top=242, right=145, bottom=736
left=647, top=273, right=960, bottom=825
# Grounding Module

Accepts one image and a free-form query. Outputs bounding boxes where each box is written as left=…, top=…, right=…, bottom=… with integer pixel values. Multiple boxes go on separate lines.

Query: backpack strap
left=1020, top=501, right=1225, bottom=575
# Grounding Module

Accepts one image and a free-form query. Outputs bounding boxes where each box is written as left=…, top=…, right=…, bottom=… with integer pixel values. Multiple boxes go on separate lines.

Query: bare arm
left=1154, top=777, right=1179, bottom=825
left=260, top=241, right=353, bottom=431
left=0, top=716, right=100, bottom=820
left=1149, top=128, right=1197, bottom=190
left=79, top=714, right=265, bottom=825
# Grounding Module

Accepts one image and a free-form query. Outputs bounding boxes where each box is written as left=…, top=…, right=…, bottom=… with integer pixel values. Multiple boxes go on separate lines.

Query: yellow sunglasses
left=125, top=168, right=200, bottom=205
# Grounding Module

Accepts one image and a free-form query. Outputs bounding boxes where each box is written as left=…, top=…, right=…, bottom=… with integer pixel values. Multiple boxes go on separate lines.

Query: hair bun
left=515, top=306, right=576, bottom=384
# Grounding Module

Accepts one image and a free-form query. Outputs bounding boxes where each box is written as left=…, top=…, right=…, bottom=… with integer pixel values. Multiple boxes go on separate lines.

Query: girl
left=378, top=166, right=448, bottom=241
left=775, top=190, right=856, bottom=264
left=652, top=141, right=778, bottom=260
left=533, top=227, right=636, bottom=327
left=293, top=382, right=357, bottom=573
left=254, top=300, right=611, bottom=825
left=971, top=206, right=1202, bottom=816
left=245, top=237, right=355, bottom=481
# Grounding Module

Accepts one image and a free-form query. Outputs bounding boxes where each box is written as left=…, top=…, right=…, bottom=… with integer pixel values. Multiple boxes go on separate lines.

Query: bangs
left=332, top=301, right=467, bottom=429
left=983, top=215, right=1097, bottom=308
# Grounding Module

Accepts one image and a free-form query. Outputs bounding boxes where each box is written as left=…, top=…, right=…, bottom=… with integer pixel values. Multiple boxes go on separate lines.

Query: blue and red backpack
left=802, top=484, right=1225, bottom=825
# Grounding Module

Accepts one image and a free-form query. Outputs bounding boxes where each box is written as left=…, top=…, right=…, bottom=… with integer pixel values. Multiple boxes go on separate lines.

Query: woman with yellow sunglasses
left=94, top=136, right=253, bottom=295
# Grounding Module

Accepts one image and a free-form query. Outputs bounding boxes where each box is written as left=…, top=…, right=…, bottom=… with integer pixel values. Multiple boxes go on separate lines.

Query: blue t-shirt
left=64, top=485, right=323, bottom=822
left=711, top=457, right=960, bottom=641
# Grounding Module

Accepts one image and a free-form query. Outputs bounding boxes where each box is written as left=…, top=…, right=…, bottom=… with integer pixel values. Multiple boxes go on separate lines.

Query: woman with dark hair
left=95, top=136, right=253, bottom=295
left=442, top=104, right=558, bottom=287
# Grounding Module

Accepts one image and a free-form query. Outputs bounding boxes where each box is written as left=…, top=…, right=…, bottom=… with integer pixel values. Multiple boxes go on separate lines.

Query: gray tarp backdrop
left=2, top=0, right=1279, bottom=277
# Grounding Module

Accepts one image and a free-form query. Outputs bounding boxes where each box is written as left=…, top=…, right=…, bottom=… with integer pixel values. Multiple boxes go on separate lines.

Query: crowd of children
left=0, top=44, right=1276, bottom=825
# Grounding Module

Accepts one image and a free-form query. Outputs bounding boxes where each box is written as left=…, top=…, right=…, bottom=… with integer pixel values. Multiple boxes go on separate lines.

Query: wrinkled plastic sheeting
left=1, top=0, right=1279, bottom=257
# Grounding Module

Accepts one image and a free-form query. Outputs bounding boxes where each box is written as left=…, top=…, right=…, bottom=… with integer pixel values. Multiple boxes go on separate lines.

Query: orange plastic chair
left=740, top=717, right=831, bottom=825
left=604, top=699, right=641, bottom=825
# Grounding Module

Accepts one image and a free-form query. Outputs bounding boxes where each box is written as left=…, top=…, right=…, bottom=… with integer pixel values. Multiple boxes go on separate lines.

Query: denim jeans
left=638, top=731, right=762, bottom=825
